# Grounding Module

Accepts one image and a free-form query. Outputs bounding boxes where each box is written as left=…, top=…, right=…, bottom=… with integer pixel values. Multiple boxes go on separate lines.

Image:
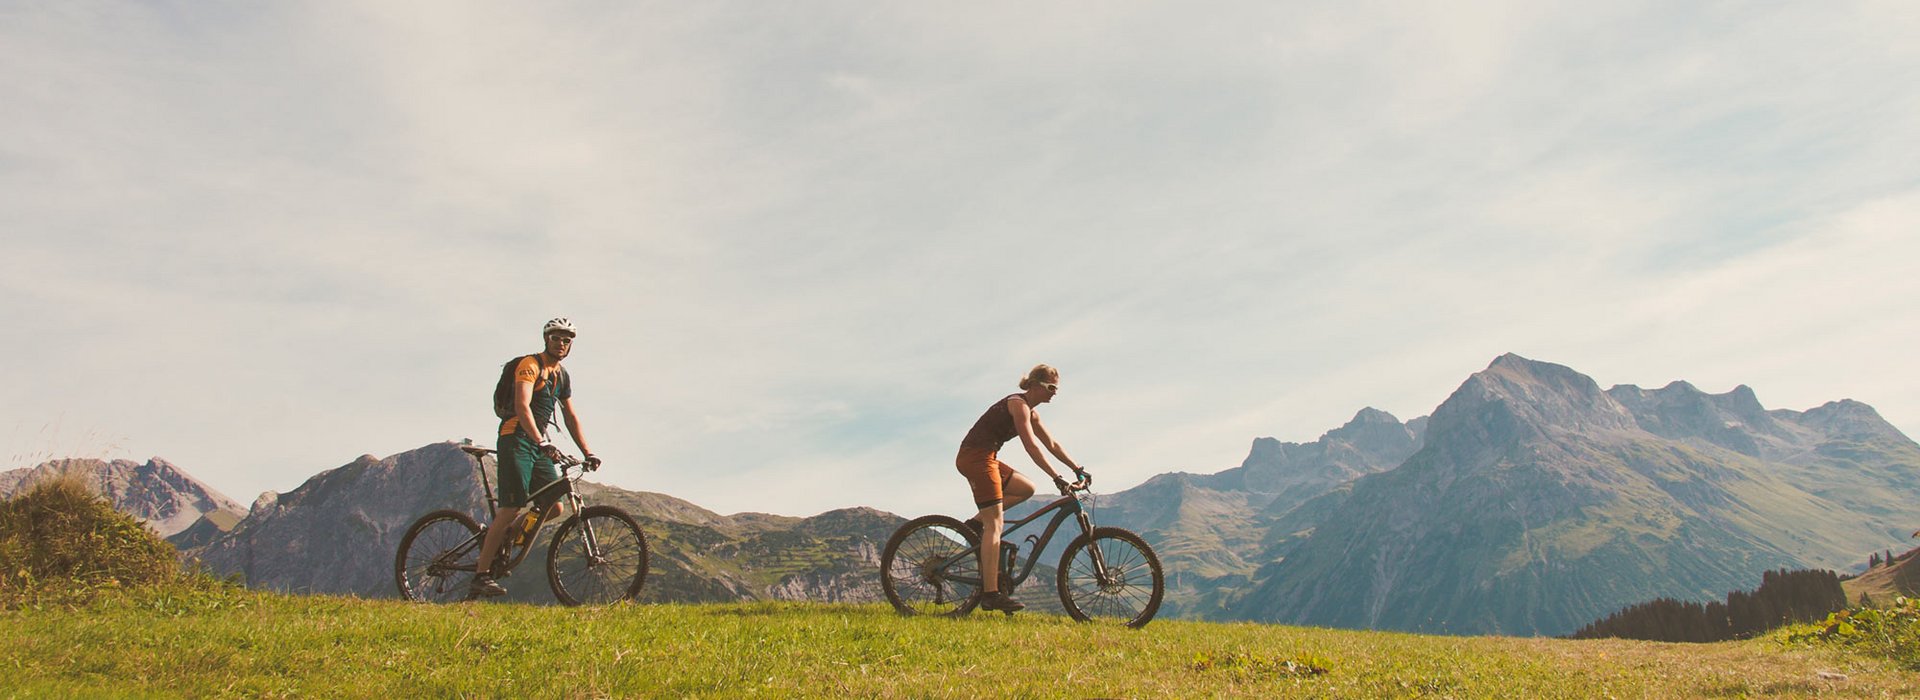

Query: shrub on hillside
left=1786, top=596, right=1920, bottom=670
left=0, top=471, right=185, bottom=606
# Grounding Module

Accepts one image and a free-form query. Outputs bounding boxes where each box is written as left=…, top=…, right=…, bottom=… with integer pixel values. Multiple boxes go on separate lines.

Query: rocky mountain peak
left=1606, top=379, right=1793, bottom=456
left=1798, top=399, right=1906, bottom=441
left=1242, top=437, right=1284, bottom=466
left=1425, top=355, right=1636, bottom=456
left=1347, top=406, right=1399, bottom=425
left=0, top=457, right=245, bottom=538
left=1477, top=354, right=1614, bottom=403
left=1321, top=408, right=1420, bottom=459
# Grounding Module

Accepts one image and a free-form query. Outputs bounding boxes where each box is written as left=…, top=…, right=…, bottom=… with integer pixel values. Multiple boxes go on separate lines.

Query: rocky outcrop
left=188, top=444, right=486, bottom=594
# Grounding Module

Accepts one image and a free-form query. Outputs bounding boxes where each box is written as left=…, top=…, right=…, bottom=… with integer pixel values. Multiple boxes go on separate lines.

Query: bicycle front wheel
left=546, top=505, right=649, bottom=606
left=879, top=515, right=981, bottom=617
left=394, top=509, right=483, bottom=603
left=1057, top=526, right=1164, bottom=628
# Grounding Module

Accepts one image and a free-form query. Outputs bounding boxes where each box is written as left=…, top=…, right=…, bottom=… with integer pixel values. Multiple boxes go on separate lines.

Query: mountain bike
left=879, top=473, right=1165, bottom=628
left=394, top=443, right=649, bottom=605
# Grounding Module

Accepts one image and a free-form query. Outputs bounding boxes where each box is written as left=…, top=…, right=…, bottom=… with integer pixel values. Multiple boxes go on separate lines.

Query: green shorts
left=496, top=432, right=560, bottom=509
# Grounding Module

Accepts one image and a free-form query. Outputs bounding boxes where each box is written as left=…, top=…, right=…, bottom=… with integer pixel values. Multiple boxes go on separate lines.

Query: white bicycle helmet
left=542, top=317, right=577, bottom=336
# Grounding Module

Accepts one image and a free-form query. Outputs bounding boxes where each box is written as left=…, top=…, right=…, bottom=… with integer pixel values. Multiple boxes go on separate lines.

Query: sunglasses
left=1041, top=383, right=1059, bottom=392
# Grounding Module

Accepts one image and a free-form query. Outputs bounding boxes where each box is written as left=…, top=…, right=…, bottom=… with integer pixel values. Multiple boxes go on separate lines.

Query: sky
left=3, top=1, right=1917, bottom=519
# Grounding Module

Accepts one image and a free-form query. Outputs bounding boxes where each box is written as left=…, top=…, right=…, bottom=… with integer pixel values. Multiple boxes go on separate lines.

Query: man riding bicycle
left=470, top=317, right=600, bottom=598
left=955, top=363, right=1088, bottom=612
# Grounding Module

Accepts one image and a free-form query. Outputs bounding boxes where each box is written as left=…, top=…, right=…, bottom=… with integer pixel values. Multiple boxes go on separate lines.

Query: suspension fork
left=1072, top=503, right=1112, bottom=578
left=566, top=491, right=601, bottom=562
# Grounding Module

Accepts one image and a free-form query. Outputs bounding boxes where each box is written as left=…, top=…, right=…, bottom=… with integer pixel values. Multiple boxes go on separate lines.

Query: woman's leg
left=979, top=469, right=1040, bottom=599
left=976, top=502, right=1004, bottom=594
left=1001, top=470, right=1037, bottom=510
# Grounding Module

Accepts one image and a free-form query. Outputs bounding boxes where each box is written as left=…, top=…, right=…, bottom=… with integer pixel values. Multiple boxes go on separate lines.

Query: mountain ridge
left=1214, top=354, right=1920, bottom=635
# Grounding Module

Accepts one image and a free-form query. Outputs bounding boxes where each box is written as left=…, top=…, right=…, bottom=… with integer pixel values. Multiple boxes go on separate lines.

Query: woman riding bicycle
left=956, top=363, right=1087, bottom=612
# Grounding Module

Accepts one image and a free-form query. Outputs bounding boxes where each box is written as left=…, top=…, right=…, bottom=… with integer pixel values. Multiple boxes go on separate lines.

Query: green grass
left=0, top=470, right=198, bottom=608
left=3, top=586, right=1917, bottom=699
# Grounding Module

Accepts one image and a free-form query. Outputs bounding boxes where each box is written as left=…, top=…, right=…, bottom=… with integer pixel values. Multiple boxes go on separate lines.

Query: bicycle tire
left=1056, top=526, right=1164, bottom=628
left=394, top=509, right=483, bottom=603
left=546, top=505, right=649, bottom=606
left=879, top=515, right=982, bottom=617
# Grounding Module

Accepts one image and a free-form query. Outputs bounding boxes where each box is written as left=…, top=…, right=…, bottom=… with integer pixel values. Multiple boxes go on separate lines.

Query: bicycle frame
left=936, top=488, right=1105, bottom=593
left=466, top=445, right=573, bottom=519
left=442, top=445, right=592, bottom=577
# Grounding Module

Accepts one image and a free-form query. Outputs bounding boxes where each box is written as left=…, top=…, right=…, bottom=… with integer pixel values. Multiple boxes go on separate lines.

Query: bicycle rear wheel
left=394, top=509, right=483, bottom=603
left=1056, top=526, right=1164, bottom=628
left=880, top=515, right=981, bottom=617
left=546, top=505, right=649, bottom=606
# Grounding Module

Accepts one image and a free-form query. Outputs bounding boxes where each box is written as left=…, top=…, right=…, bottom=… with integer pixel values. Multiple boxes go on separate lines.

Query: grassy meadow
left=3, top=472, right=1915, bottom=698
left=3, top=586, right=1917, bottom=699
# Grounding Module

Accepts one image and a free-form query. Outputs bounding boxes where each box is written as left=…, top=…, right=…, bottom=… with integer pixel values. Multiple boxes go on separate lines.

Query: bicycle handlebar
left=551, top=453, right=599, bottom=472
left=459, top=442, right=598, bottom=472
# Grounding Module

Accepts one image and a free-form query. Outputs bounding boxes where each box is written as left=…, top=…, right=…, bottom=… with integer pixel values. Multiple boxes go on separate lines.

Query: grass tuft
left=1186, top=650, right=1332, bottom=677
left=0, top=470, right=225, bottom=608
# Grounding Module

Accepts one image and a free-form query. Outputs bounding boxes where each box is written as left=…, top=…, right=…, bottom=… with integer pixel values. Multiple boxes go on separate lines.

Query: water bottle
left=512, top=510, right=542, bottom=548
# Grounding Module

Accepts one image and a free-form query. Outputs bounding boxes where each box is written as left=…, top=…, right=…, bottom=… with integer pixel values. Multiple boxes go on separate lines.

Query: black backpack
left=493, top=354, right=567, bottom=420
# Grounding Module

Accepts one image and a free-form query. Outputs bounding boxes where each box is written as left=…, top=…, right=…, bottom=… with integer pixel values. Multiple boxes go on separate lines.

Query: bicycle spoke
left=882, top=521, right=978, bottom=616
left=549, top=511, right=647, bottom=605
left=1058, top=531, right=1162, bottom=626
left=397, top=514, right=481, bottom=603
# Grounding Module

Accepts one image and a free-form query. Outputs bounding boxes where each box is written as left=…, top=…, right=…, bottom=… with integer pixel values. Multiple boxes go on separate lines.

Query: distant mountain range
left=180, top=442, right=902, bottom=604
left=1095, top=353, right=1920, bottom=635
left=1090, top=406, right=1425, bottom=615
left=9, top=353, right=1916, bottom=634
left=0, top=457, right=246, bottom=541
left=3, top=446, right=899, bottom=605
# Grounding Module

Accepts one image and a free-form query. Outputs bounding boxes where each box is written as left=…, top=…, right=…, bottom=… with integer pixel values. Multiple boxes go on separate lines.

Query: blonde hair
left=1017, top=364, right=1060, bottom=391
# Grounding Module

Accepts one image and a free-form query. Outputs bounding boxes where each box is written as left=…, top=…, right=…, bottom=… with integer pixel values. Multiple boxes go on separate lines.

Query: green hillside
left=2, top=586, right=1913, bottom=698
left=1843, top=546, right=1920, bottom=605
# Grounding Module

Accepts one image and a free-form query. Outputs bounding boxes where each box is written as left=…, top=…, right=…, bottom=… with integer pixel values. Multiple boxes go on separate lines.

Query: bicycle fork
left=1073, top=509, right=1116, bottom=585
left=568, top=495, right=606, bottom=567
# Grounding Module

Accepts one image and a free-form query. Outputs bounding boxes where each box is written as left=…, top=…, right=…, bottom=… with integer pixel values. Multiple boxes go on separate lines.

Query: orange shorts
left=956, top=446, right=1016, bottom=509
